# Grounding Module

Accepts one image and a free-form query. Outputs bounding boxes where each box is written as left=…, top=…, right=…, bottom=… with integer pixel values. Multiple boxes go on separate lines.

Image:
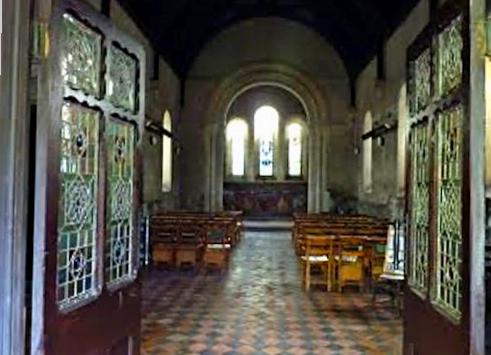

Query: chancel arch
left=202, top=62, right=331, bottom=213
left=222, top=87, right=310, bottom=217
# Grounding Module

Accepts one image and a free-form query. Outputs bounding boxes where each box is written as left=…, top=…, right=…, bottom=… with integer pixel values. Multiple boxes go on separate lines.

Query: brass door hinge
left=32, top=21, right=50, bottom=59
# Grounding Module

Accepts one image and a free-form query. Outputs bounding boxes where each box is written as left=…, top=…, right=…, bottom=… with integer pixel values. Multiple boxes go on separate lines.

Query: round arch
left=203, top=62, right=330, bottom=212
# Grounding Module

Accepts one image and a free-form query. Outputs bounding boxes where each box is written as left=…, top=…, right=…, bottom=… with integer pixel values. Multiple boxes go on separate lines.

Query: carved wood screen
left=405, top=1, right=470, bottom=353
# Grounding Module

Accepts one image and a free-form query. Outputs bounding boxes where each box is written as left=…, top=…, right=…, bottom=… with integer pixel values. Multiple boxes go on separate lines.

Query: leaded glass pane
left=226, top=119, right=248, bottom=176
left=106, top=119, right=135, bottom=286
left=61, top=14, right=102, bottom=96
left=254, top=106, right=279, bottom=177
left=436, top=17, right=463, bottom=97
left=433, top=105, right=463, bottom=321
left=414, top=49, right=431, bottom=113
left=162, top=111, right=172, bottom=191
left=108, top=44, right=138, bottom=112
left=57, top=102, right=99, bottom=308
left=287, top=123, right=302, bottom=177
left=408, top=124, right=430, bottom=297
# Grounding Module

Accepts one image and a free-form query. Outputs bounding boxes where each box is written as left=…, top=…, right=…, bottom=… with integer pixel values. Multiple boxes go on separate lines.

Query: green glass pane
left=408, top=124, right=430, bottom=297
left=106, top=119, right=135, bottom=286
left=433, top=105, right=463, bottom=321
left=414, top=49, right=431, bottom=113
left=61, top=14, right=102, bottom=96
left=57, top=102, right=99, bottom=309
left=436, top=17, right=463, bottom=97
left=433, top=106, right=463, bottom=319
left=108, top=44, right=138, bottom=112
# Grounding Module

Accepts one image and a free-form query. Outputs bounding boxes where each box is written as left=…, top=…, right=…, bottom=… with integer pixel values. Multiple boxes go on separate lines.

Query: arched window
left=226, top=118, right=248, bottom=176
left=286, top=122, right=303, bottom=177
left=254, top=106, right=279, bottom=177
left=162, top=111, right=172, bottom=192
left=363, top=111, right=373, bottom=193
left=397, top=84, right=408, bottom=196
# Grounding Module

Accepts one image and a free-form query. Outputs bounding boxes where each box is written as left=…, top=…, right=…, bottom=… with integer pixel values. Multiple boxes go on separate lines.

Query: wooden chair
left=301, top=235, right=332, bottom=291
left=372, top=223, right=405, bottom=313
left=203, top=222, right=232, bottom=269
left=152, top=224, right=178, bottom=266
left=175, top=224, right=203, bottom=268
left=368, top=243, right=386, bottom=286
left=336, top=237, right=365, bottom=292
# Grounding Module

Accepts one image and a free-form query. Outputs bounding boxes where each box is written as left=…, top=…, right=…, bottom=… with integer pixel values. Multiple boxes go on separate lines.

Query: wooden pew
left=150, top=210, right=243, bottom=269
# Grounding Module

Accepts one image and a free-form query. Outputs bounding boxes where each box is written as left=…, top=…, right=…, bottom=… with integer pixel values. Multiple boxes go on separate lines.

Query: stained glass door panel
left=413, top=49, right=432, bottom=114
left=106, top=119, right=135, bottom=287
left=435, top=16, right=463, bottom=98
left=404, top=4, right=471, bottom=355
left=31, top=1, right=144, bottom=354
left=108, top=44, right=137, bottom=112
left=408, top=124, right=430, bottom=297
left=57, top=102, right=100, bottom=310
left=61, top=13, right=102, bottom=97
left=433, top=105, right=463, bottom=320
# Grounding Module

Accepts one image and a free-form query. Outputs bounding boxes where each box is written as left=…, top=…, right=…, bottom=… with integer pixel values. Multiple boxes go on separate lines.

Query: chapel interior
left=1, top=0, right=491, bottom=354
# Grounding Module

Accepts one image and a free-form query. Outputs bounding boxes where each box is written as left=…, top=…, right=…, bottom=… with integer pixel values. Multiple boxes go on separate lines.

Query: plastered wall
left=180, top=17, right=354, bottom=211
left=355, top=0, right=430, bottom=218
left=84, top=0, right=182, bottom=211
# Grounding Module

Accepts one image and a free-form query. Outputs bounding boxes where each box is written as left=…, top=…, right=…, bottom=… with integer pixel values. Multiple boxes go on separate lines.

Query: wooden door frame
left=404, top=0, right=486, bottom=354
left=468, top=0, right=486, bottom=353
left=30, top=1, right=146, bottom=353
left=0, top=1, right=32, bottom=354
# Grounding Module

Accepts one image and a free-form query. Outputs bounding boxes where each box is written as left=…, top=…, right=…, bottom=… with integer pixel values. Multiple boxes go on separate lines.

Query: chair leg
left=305, top=261, right=310, bottom=291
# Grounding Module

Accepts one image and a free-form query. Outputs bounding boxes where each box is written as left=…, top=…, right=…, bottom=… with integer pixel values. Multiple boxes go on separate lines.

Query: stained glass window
left=226, top=118, right=248, bottom=176
left=108, top=44, right=137, bottom=112
left=162, top=111, right=172, bottom=192
left=433, top=105, right=463, bottom=321
left=435, top=17, right=463, bottom=97
left=408, top=124, right=430, bottom=297
left=254, top=106, right=279, bottom=177
left=61, top=14, right=102, bottom=96
left=363, top=112, right=373, bottom=192
left=106, top=119, right=135, bottom=286
left=287, top=123, right=302, bottom=177
left=57, top=102, right=99, bottom=308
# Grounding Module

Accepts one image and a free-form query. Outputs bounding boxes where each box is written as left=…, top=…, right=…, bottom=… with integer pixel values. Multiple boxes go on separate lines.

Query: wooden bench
left=150, top=210, right=243, bottom=269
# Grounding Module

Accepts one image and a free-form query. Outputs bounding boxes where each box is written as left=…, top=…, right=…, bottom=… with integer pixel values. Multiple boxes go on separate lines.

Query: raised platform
left=243, top=219, right=294, bottom=231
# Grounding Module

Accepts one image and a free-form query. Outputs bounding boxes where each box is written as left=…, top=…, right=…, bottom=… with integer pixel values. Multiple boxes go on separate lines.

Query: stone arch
left=203, top=62, right=329, bottom=212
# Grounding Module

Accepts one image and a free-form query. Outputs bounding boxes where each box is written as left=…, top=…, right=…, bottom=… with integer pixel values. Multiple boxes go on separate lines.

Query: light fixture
left=377, top=136, right=385, bottom=147
left=375, top=79, right=385, bottom=100
left=149, top=135, right=158, bottom=146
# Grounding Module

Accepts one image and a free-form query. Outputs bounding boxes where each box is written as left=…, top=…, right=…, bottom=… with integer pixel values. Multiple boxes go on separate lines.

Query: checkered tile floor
left=141, top=231, right=402, bottom=354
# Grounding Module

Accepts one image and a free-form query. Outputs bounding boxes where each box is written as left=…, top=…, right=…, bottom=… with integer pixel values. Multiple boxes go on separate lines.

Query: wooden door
left=31, top=1, right=145, bottom=354
left=404, top=1, right=471, bottom=354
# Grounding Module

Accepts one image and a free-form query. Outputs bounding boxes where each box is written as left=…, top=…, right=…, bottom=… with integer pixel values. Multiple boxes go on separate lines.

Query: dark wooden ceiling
left=116, top=0, right=421, bottom=80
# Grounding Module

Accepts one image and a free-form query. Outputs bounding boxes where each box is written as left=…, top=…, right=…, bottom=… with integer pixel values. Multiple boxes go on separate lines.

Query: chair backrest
left=205, top=222, right=230, bottom=244
left=382, top=221, right=405, bottom=279
left=304, top=235, right=331, bottom=256
left=338, top=237, right=364, bottom=257
left=152, top=224, right=178, bottom=244
left=179, top=224, right=203, bottom=245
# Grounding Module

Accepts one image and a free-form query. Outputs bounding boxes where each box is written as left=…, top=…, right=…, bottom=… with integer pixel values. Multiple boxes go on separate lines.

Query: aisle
left=141, top=231, right=402, bottom=354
